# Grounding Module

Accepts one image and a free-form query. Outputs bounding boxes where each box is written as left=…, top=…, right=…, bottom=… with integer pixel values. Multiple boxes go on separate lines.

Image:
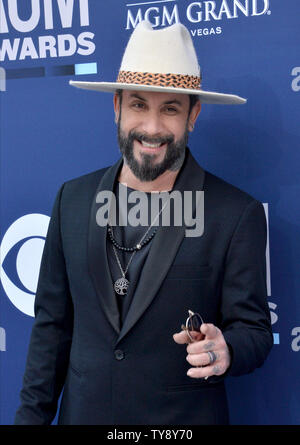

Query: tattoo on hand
left=213, top=365, right=222, bottom=375
left=204, top=342, right=215, bottom=350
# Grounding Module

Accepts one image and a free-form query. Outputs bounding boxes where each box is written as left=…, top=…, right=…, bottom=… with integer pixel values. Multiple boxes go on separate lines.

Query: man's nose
left=140, top=112, right=165, bottom=136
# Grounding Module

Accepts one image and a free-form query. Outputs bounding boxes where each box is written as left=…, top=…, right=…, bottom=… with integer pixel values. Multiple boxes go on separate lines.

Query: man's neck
left=118, top=162, right=180, bottom=192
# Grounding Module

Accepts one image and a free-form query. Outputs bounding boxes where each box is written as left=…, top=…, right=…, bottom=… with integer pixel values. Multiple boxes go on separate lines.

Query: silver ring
left=207, top=351, right=217, bottom=364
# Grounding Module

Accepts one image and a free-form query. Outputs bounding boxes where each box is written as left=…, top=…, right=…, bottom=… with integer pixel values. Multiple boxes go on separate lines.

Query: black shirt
left=107, top=182, right=170, bottom=326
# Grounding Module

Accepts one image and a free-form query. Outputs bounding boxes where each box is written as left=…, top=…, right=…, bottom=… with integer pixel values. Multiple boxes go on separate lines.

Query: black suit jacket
left=15, top=148, right=273, bottom=425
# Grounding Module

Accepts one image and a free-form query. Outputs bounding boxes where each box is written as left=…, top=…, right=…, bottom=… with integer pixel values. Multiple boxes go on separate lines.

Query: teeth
left=141, top=141, right=161, bottom=148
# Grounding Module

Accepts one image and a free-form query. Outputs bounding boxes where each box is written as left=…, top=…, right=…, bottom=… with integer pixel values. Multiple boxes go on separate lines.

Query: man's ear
left=188, top=100, right=201, bottom=132
left=113, top=93, right=120, bottom=124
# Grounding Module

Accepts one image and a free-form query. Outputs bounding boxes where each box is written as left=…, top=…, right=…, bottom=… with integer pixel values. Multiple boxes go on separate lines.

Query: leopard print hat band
left=116, top=71, right=202, bottom=90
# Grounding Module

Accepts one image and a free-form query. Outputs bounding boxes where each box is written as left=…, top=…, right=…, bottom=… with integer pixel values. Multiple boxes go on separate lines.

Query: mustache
left=129, top=130, right=174, bottom=146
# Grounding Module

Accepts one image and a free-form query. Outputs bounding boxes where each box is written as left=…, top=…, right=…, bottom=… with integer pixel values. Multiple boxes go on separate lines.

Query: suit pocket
left=166, top=264, right=212, bottom=280
left=167, top=382, right=220, bottom=392
left=69, top=363, right=83, bottom=378
left=64, top=363, right=84, bottom=398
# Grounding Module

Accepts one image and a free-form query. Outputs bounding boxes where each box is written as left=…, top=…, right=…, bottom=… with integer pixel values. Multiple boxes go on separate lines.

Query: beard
left=117, top=121, right=189, bottom=182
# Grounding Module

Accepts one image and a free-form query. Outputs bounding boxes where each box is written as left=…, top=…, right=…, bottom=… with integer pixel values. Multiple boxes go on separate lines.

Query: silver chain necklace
left=110, top=200, right=168, bottom=296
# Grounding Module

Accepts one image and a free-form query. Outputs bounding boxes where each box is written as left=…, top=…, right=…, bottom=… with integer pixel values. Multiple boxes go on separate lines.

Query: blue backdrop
left=1, top=0, right=299, bottom=425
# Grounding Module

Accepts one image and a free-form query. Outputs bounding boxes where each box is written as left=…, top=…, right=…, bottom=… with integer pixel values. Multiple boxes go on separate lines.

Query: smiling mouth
left=136, top=139, right=167, bottom=150
left=141, top=141, right=163, bottom=148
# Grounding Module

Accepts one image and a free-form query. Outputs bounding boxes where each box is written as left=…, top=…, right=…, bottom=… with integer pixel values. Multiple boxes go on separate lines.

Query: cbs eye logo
left=0, top=214, right=50, bottom=317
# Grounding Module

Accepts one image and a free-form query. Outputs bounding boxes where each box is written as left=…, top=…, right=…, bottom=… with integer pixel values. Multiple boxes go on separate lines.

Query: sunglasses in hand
left=181, top=310, right=204, bottom=342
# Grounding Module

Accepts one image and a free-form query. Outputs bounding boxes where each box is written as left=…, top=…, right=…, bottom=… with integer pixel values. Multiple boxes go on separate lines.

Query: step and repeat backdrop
left=0, top=0, right=299, bottom=425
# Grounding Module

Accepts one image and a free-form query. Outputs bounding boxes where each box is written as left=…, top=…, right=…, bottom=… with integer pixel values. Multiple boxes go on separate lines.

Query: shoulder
left=203, top=170, right=265, bottom=225
left=59, top=166, right=110, bottom=201
left=204, top=170, right=261, bottom=205
left=64, top=166, right=109, bottom=189
left=186, top=149, right=262, bottom=212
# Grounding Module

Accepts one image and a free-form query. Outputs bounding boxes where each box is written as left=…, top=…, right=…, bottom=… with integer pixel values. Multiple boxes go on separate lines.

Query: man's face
left=114, top=90, right=201, bottom=182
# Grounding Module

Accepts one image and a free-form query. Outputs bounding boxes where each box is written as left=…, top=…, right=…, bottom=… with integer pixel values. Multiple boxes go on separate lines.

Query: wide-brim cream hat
left=70, top=21, right=246, bottom=105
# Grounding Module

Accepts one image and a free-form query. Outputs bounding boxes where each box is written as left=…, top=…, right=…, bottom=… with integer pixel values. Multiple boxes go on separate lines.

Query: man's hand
left=173, top=323, right=231, bottom=379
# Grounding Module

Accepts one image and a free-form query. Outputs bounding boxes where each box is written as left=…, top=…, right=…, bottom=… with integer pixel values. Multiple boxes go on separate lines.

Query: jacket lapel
left=117, top=148, right=205, bottom=344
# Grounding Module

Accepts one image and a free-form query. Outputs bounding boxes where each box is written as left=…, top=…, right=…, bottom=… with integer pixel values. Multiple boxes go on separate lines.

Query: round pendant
left=114, top=277, right=130, bottom=295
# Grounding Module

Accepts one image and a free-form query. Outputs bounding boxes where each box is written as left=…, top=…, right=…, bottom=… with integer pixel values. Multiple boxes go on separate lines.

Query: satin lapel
left=88, top=157, right=123, bottom=334
left=117, top=148, right=206, bottom=344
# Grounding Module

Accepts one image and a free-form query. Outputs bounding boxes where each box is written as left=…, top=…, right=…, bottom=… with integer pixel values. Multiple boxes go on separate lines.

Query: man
left=15, top=21, right=272, bottom=425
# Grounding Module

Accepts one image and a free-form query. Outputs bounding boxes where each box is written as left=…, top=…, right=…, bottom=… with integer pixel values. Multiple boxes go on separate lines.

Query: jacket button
left=114, top=349, right=125, bottom=360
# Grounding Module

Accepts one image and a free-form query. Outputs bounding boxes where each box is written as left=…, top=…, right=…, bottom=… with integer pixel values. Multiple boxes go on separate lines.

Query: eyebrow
left=129, top=93, right=183, bottom=107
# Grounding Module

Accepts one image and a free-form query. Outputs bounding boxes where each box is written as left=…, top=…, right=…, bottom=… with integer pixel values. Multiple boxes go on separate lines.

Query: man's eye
left=132, top=102, right=145, bottom=109
left=164, top=106, right=178, bottom=114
